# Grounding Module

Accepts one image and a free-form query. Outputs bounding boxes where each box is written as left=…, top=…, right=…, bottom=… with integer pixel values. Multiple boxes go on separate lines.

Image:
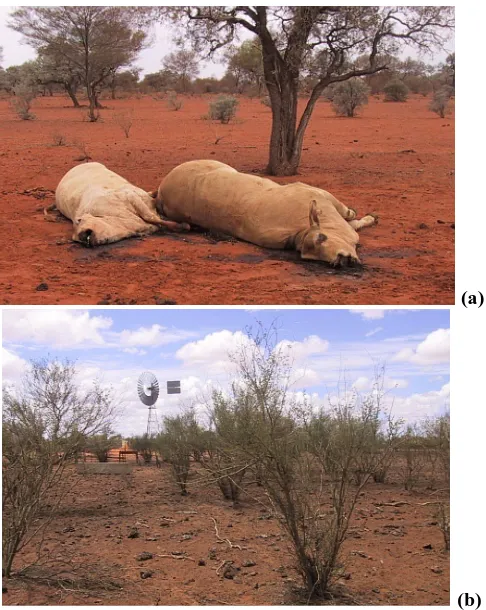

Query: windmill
left=137, top=372, right=181, bottom=436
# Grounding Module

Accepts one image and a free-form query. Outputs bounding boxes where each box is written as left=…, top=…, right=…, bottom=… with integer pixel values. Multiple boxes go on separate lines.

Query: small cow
left=54, top=162, right=189, bottom=247
left=155, top=160, right=377, bottom=267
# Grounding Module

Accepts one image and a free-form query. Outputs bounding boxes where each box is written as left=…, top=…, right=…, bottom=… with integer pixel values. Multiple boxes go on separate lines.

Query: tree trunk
left=65, top=83, right=80, bottom=108
left=266, top=76, right=300, bottom=176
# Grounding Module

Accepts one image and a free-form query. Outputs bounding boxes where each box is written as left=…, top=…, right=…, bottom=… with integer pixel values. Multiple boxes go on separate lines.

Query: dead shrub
left=9, top=84, right=36, bottom=120
left=166, top=90, right=183, bottom=111
left=51, top=132, right=67, bottom=147
left=2, top=358, right=116, bottom=578
left=113, top=109, right=134, bottom=138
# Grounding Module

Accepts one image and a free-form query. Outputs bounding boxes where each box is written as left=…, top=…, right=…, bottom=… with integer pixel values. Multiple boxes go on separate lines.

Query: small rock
left=242, top=560, right=256, bottom=568
left=97, top=299, right=110, bottom=305
left=137, top=552, right=153, bottom=562
left=423, top=544, right=433, bottom=550
left=128, top=528, right=139, bottom=539
left=437, top=219, right=446, bottom=224
left=198, top=559, right=206, bottom=566
left=35, top=282, right=49, bottom=291
left=418, top=223, right=429, bottom=230
left=140, top=570, right=153, bottom=579
left=155, top=298, right=177, bottom=305
left=223, top=564, right=238, bottom=580
left=431, top=566, right=443, bottom=574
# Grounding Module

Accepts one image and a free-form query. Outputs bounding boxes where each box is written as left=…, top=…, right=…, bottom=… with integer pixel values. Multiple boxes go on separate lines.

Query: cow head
left=300, top=201, right=361, bottom=268
left=72, top=214, right=128, bottom=247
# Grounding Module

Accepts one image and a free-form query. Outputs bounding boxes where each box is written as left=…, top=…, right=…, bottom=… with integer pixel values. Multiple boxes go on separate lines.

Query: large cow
left=155, top=160, right=377, bottom=267
left=54, top=162, right=189, bottom=247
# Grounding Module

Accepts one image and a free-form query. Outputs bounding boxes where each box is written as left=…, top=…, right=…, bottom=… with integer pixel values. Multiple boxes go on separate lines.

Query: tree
left=2, top=358, right=116, bottom=577
left=105, top=68, right=140, bottom=99
left=161, top=7, right=454, bottom=175
left=444, top=52, right=455, bottom=89
left=225, top=38, right=264, bottom=95
left=162, top=48, right=199, bottom=93
left=141, top=69, right=178, bottom=92
left=36, top=45, right=84, bottom=107
left=9, top=7, right=149, bottom=121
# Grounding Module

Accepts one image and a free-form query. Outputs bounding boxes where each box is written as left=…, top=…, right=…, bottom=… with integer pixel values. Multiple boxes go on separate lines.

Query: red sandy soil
left=0, top=94, right=454, bottom=305
left=2, top=463, right=449, bottom=606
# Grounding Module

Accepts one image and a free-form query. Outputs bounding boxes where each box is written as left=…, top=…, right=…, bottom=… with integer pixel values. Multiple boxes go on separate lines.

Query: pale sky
left=3, top=309, right=450, bottom=436
left=0, top=6, right=454, bottom=77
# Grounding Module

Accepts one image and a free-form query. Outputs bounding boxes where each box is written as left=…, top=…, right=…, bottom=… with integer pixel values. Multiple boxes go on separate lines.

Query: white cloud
left=353, top=376, right=371, bottom=391
left=289, top=367, right=320, bottom=388
left=122, top=348, right=147, bottom=356
left=389, top=383, right=450, bottom=423
left=365, top=326, right=383, bottom=338
left=276, top=335, right=329, bottom=361
left=176, top=330, right=253, bottom=372
left=118, top=324, right=195, bottom=348
left=3, top=310, right=112, bottom=348
left=350, top=309, right=386, bottom=320
left=393, top=328, right=450, bottom=365
left=2, top=347, right=28, bottom=382
left=352, top=375, right=408, bottom=392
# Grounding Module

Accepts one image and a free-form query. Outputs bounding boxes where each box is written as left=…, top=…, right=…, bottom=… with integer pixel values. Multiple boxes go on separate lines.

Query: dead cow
left=55, top=162, right=189, bottom=247
left=155, top=160, right=377, bottom=267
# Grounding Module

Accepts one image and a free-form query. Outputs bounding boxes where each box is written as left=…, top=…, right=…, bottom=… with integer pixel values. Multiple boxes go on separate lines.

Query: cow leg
left=328, top=194, right=357, bottom=221
left=348, top=213, right=378, bottom=232
left=135, top=203, right=190, bottom=232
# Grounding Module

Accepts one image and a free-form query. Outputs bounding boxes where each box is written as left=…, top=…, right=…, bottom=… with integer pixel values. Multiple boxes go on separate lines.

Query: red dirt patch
left=0, top=95, right=454, bottom=304
left=2, top=464, right=449, bottom=606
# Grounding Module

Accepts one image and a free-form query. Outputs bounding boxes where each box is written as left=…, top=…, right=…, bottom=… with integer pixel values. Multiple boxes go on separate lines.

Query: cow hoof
left=347, top=207, right=357, bottom=220
left=366, top=212, right=379, bottom=224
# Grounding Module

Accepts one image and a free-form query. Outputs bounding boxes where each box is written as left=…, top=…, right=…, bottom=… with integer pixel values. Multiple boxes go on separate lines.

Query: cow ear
left=309, top=200, right=320, bottom=228
left=148, top=190, right=158, bottom=199
left=317, top=233, right=327, bottom=244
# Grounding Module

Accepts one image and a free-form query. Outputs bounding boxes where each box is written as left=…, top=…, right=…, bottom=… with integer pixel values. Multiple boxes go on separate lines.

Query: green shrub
left=330, top=78, right=370, bottom=117
left=383, top=79, right=409, bottom=102
left=429, top=87, right=452, bottom=118
left=209, top=94, right=238, bottom=123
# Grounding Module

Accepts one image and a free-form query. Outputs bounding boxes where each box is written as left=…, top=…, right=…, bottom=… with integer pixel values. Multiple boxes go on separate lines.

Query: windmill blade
left=137, top=372, right=160, bottom=406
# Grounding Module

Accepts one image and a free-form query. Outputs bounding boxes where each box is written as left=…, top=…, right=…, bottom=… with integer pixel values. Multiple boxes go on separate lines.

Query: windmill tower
left=137, top=372, right=160, bottom=436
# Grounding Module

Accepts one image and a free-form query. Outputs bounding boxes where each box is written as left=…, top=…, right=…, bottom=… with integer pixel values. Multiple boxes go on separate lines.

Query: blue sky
left=2, top=308, right=450, bottom=436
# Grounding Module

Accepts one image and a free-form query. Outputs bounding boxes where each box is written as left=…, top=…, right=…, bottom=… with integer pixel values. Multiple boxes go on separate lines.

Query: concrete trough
left=76, top=462, right=134, bottom=475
